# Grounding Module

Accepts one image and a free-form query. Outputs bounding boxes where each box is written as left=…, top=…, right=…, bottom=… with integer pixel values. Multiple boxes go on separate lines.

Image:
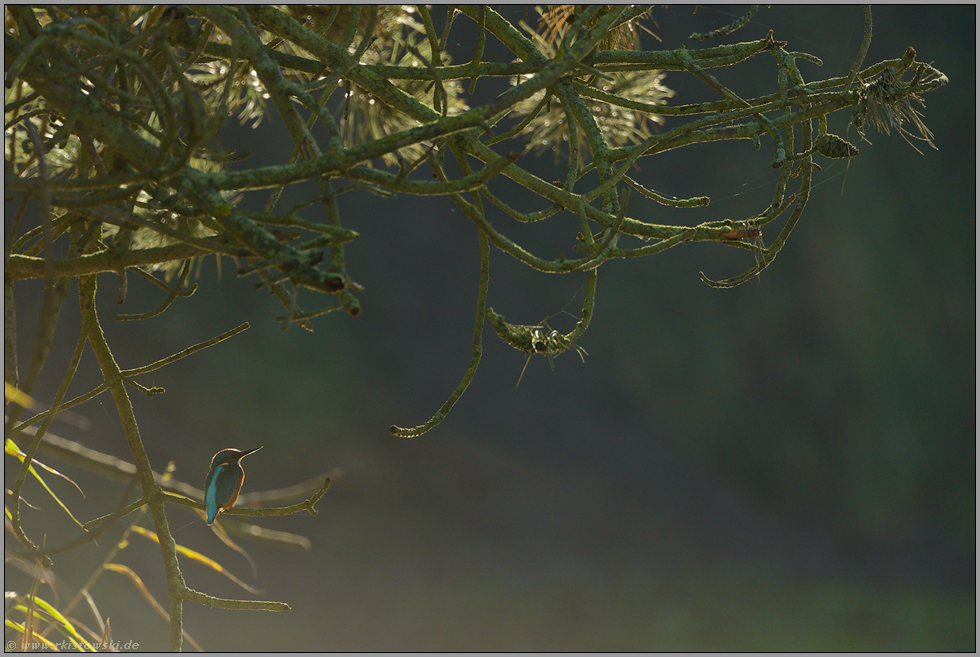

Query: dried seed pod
left=815, top=133, right=860, bottom=159
left=720, top=228, right=762, bottom=240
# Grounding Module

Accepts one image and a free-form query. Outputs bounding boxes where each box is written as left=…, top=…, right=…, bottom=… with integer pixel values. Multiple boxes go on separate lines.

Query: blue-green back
left=205, top=462, right=242, bottom=524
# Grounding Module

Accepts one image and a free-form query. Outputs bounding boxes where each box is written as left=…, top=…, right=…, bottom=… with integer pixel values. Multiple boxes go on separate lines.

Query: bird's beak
left=239, top=446, right=263, bottom=458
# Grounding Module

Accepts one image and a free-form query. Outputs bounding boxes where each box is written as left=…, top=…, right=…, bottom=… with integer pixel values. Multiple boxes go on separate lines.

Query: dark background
left=6, top=5, right=975, bottom=651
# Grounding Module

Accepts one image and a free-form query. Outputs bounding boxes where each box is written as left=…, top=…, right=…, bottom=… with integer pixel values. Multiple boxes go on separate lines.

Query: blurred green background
left=6, top=5, right=974, bottom=651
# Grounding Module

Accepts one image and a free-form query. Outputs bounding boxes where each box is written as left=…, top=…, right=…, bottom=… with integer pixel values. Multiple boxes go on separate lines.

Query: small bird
left=204, top=447, right=263, bottom=525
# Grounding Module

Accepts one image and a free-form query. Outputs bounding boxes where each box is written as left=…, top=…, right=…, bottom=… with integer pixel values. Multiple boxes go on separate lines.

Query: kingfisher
left=204, top=447, right=263, bottom=525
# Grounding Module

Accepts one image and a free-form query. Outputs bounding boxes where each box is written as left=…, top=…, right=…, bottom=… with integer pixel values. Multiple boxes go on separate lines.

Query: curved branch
left=390, top=228, right=490, bottom=438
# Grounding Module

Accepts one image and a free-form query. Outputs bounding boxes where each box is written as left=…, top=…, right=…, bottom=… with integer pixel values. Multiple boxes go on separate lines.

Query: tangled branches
left=4, top=7, right=949, bottom=312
